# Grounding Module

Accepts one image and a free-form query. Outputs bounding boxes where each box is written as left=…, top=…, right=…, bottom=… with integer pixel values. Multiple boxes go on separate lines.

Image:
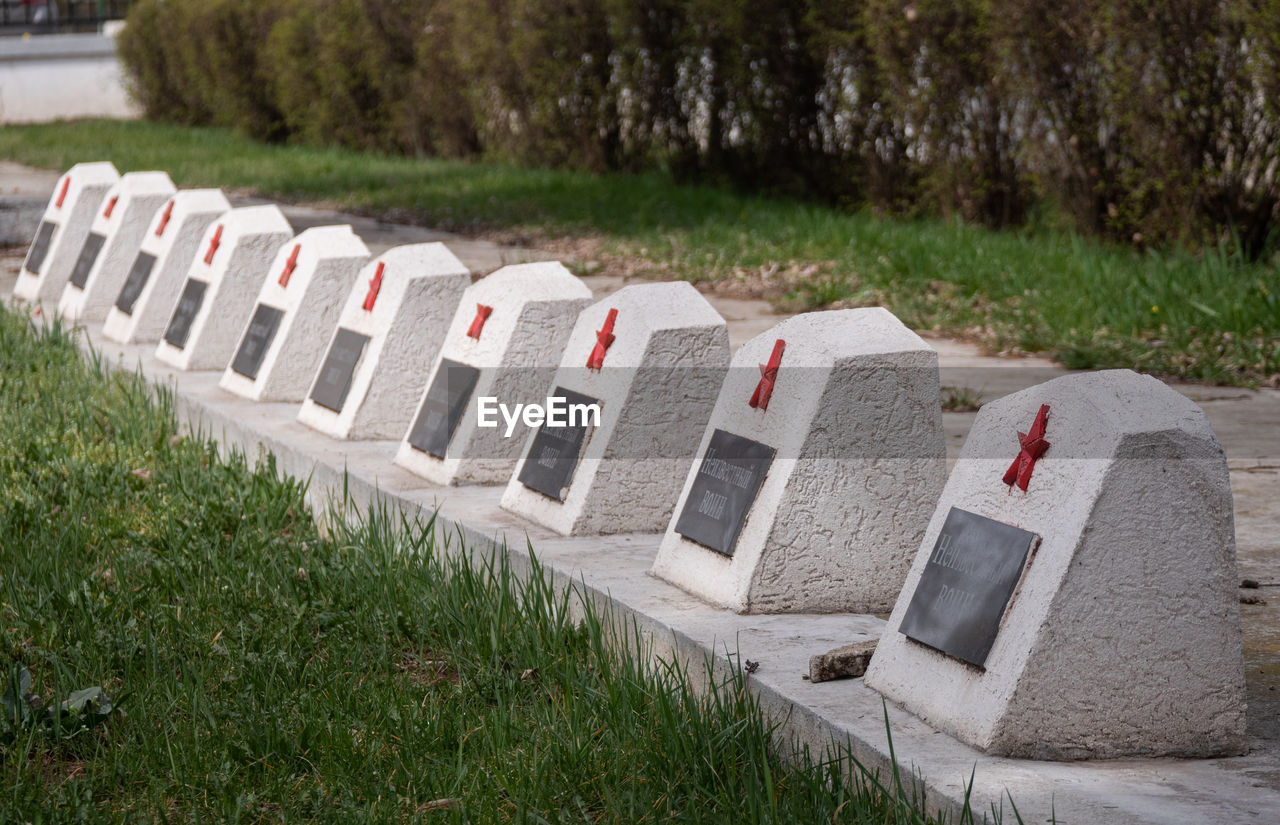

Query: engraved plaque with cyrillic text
left=407, top=359, right=481, bottom=459
left=24, top=220, right=56, bottom=275
left=674, top=428, right=775, bottom=557
left=68, top=231, right=105, bottom=290
left=230, top=303, right=284, bottom=380
left=309, top=327, right=370, bottom=413
left=162, top=278, right=207, bottom=350
left=114, top=252, right=157, bottom=316
left=898, top=507, right=1039, bottom=668
left=517, top=387, right=599, bottom=501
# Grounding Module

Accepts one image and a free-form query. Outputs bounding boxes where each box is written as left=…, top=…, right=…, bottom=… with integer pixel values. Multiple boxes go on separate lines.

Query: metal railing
left=1, top=0, right=135, bottom=35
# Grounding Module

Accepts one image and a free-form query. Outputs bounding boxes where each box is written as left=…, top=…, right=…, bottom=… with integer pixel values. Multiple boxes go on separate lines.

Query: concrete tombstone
left=154, top=205, right=293, bottom=372
left=296, top=243, right=470, bottom=440
left=500, top=281, right=729, bottom=535
left=393, top=261, right=592, bottom=486
left=102, top=188, right=231, bottom=344
left=219, top=225, right=369, bottom=401
left=56, top=171, right=176, bottom=323
left=15, top=161, right=119, bottom=303
left=650, top=308, right=946, bottom=614
left=864, top=369, right=1246, bottom=760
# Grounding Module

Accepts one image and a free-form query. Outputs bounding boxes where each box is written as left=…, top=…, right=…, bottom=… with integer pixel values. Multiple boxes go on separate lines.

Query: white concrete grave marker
left=219, top=225, right=370, bottom=401
left=864, top=369, right=1245, bottom=760
left=296, top=243, right=470, bottom=440
left=650, top=308, right=946, bottom=614
left=101, top=189, right=231, bottom=344
left=55, top=171, right=176, bottom=324
left=154, top=206, right=293, bottom=372
left=14, top=161, right=119, bottom=302
left=500, top=282, right=729, bottom=535
left=394, top=261, right=592, bottom=485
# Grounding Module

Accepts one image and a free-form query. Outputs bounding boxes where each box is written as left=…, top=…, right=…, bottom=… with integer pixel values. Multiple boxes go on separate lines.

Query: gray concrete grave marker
left=296, top=243, right=469, bottom=439
left=56, top=171, right=176, bottom=323
left=14, top=161, right=119, bottom=303
left=864, top=369, right=1246, bottom=759
left=394, top=261, right=591, bottom=485
left=501, top=282, right=729, bottom=534
left=219, top=225, right=369, bottom=401
left=101, top=189, right=231, bottom=344
left=650, top=308, right=946, bottom=614
left=154, top=205, right=293, bottom=371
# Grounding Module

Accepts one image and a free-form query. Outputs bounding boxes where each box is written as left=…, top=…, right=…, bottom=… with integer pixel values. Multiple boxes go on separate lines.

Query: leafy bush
left=118, top=0, right=286, bottom=138
left=117, top=0, right=1280, bottom=255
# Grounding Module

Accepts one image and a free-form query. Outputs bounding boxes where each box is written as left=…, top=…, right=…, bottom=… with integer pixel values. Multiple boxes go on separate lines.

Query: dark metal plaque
left=162, top=278, right=208, bottom=350
left=68, top=231, right=105, bottom=290
left=898, top=507, right=1039, bottom=668
left=23, top=220, right=57, bottom=275
left=517, top=387, right=600, bottom=501
left=674, top=428, right=775, bottom=557
left=406, top=359, right=481, bottom=459
left=309, top=327, right=370, bottom=413
left=114, top=252, right=157, bottom=316
left=229, top=303, right=284, bottom=380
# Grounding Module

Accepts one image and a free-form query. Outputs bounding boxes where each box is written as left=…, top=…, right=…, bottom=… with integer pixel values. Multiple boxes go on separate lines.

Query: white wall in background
left=0, top=32, right=139, bottom=124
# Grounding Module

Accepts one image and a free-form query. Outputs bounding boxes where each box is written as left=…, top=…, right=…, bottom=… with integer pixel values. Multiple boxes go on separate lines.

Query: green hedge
left=118, top=0, right=1280, bottom=254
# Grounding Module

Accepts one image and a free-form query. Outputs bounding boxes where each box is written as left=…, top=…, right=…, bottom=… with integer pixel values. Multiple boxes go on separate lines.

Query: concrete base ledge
left=9, top=292, right=1280, bottom=825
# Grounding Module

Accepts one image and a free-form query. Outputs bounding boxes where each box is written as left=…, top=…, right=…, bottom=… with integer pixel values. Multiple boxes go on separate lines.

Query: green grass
left=0, top=306, right=996, bottom=823
left=4, top=119, right=1274, bottom=385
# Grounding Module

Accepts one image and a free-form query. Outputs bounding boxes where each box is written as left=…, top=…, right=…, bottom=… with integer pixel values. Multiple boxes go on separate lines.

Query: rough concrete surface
left=102, top=188, right=231, bottom=344
left=154, top=205, right=293, bottom=372
left=651, top=308, right=947, bottom=614
left=55, top=171, right=175, bottom=323
left=219, top=225, right=369, bottom=402
left=296, top=243, right=470, bottom=440
left=12, top=161, right=117, bottom=301
left=501, top=281, right=729, bottom=535
left=393, top=261, right=592, bottom=485
left=865, top=370, right=1246, bottom=759
left=809, top=640, right=877, bottom=682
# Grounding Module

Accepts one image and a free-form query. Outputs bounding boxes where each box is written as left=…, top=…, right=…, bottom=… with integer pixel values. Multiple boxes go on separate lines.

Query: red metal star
left=467, top=303, right=493, bottom=340
left=278, top=244, right=301, bottom=287
left=362, top=262, right=385, bottom=311
left=203, top=225, right=223, bottom=264
left=749, top=339, right=785, bottom=412
left=1002, top=404, right=1051, bottom=492
left=586, top=308, right=618, bottom=371
left=155, top=200, right=174, bottom=236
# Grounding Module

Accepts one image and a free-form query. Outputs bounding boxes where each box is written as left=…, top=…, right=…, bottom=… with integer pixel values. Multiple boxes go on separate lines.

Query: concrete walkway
left=3, top=160, right=1279, bottom=821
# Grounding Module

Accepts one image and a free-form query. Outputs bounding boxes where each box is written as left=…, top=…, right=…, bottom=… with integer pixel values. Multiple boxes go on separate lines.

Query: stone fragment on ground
left=808, top=640, right=877, bottom=682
